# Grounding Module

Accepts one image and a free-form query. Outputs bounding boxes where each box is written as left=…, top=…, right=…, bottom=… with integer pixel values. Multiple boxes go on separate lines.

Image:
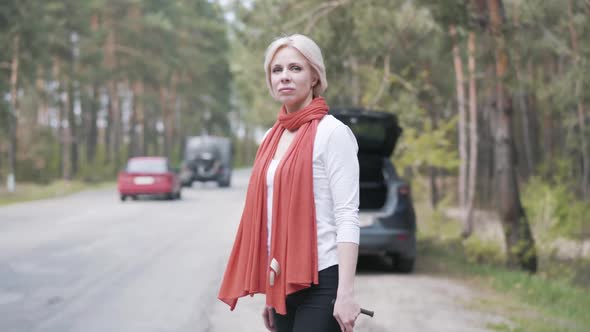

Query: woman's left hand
left=333, top=291, right=361, bottom=332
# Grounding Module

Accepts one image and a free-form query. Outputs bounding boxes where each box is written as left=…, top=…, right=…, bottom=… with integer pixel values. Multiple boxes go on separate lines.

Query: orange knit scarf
left=218, top=97, right=329, bottom=315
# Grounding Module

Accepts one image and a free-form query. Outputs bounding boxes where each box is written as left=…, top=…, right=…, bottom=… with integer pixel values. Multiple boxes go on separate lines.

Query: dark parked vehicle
left=332, top=108, right=417, bottom=273
left=118, top=156, right=182, bottom=201
left=180, top=135, right=233, bottom=187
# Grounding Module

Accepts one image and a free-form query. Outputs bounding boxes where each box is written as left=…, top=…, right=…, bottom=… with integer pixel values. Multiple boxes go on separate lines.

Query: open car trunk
left=331, top=108, right=402, bottom=210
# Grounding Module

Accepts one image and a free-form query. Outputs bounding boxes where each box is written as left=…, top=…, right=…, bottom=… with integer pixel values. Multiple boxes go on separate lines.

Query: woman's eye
left=272, top=67, right=282, bottom=73
left=290, top=65, right=302, bottom=71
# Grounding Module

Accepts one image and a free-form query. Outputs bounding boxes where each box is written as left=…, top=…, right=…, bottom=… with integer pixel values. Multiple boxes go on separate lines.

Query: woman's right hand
left=262, top=305, right=276, bottom=331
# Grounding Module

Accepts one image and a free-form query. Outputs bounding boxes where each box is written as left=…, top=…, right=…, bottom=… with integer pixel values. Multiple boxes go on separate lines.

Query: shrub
left=522, top=177, right=590, bottom=240
left=462, top=236, right=505, bottom=265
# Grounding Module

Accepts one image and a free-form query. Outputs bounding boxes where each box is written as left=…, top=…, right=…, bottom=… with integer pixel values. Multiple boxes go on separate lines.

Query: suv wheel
left=217, top=176, right=231, bottom=188
left=392, top=254, right=415, bottom=273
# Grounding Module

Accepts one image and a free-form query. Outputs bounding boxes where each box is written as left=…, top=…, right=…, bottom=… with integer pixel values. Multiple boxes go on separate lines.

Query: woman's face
left=269, top=46, right=317, bottom=113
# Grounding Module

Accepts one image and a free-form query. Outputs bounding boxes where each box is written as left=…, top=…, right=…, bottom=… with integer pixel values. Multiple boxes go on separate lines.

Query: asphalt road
left=0, top=170, right=508, bottom=332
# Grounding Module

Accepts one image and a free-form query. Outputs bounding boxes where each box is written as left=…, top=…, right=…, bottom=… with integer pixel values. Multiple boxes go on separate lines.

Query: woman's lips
left=279, top=87, right=294, bottom=93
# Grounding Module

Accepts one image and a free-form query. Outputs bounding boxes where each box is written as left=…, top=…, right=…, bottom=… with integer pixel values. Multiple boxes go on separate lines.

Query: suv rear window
left=348, top=118, right=387, bottom=148
left=331, top=109, right=401, bottom=157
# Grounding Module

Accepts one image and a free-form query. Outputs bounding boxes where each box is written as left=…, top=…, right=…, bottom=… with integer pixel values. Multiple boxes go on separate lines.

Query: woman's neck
left=285, top=93, right=313, bottom=114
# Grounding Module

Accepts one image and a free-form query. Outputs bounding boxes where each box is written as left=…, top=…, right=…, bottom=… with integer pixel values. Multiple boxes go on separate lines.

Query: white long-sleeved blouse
left=264, top=114, right=360, bottom=271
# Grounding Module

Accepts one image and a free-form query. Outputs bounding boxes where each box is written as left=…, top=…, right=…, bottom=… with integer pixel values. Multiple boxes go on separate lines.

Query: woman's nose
left=280, top=70, right=291, bottom=82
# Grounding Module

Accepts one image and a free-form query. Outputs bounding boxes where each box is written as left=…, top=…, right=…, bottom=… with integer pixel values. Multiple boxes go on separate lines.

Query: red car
left=117, top=156, right=182, bottom=201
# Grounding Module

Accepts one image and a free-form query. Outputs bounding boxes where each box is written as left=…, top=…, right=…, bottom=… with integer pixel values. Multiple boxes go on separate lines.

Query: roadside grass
left=416, top=202, right=590, bottom=332
left=0, top=180, right=115, bottom=206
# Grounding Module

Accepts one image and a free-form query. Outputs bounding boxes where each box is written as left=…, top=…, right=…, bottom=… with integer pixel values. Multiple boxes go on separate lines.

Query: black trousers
left=273, top=265, right=341, bottom=332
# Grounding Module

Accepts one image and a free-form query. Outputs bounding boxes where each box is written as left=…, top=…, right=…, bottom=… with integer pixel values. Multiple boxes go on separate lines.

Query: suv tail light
left=398, top=185, right=410, bottom=196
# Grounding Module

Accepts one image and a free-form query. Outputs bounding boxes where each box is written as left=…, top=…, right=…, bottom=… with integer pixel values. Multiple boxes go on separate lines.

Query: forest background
left=1, top=0, right=589, bottom=288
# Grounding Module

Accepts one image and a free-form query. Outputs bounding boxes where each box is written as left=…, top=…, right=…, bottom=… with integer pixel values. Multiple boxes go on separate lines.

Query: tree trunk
left=349, top=55, right=360, bottom=106
left=516, top=84, right=533, bottom=177
left=577, top=101, right=588, bottom=199
left=488, top=0, right=537, bottom=272
left=52, top=57, right=66, bottom=179
left=127, top=5, right=144, bottom=158
left=103, top=10, right=120, bottom=169
left=567, top=0, right=589, bottom=199
left=67, top=72, right=78, bottom=178
left=481, top=66, right=496, bottom=209
left=159, top=86, right=170, bottom=159
left=512, top=6, right=534, bottom=177
left=105, top=94, right=112, bottom=163
left=133, top=80, right=145, bottom=155
left=87, top=83, right=99, bottom=163
left=87, top=13, right=100, bottom=164
left=7, top=34, right=20, bottom=192
left=128, top=87, right=138, bottom=159
left=168, top=74, right=178, bottom=161
left=60, top=76, right=72, bottom=181
left=368, top=53, right=391, bottom=109
left=429, top=167, right=440, bottom=209
left=450, top=25, right=468, bottom=208
left=464, top=31, right=478, bottom=238
left=107, top=80, right=121, bottom=168
left=423, top=63, right=440, bottom=209
left=35, top=65, right=49, bottom=127
left=59, top=74, right=71, bottom=180
left=113, top=82, right=122, bottom=169
left=526, top=61, right=540, bottom=166
left=58, top=96, right=66, bottom=179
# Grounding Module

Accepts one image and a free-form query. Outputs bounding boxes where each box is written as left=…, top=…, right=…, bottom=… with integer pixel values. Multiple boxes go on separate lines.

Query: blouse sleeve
left=324, top=124, right=360, bottom=244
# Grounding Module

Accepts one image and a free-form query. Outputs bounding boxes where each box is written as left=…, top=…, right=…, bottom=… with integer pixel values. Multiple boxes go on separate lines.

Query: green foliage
left=0, top=180, right=113, bottom=206
left=228, top=0, right=461, bottom=181
left=0, top=103, right=7, bottom=138
left=0, top=0, right=233, bottom=185
left=76, top=146, right=120, bottom=183
left=463, top=236, right=505, bottom=265
left=395, top=113, right=460, bottom=173
left=232, top=135, right=258, bottom=168
left=487, top=268, right=590, bottom=331
left=418, top=207, right=590, bottom=331
left=522, top=176, right=590, bottom=240
left=14, top=129, right=59, bottom=184
left=418, top=0, right=469, bottom=28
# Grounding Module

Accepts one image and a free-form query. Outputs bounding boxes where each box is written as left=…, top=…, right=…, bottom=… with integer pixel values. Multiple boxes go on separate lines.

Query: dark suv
left=180, top=135, right=233, bottom=188
left=332, top=108, right=417, bottom=273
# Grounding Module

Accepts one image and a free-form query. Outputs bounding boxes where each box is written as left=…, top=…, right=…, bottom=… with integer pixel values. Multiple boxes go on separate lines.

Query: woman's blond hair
left=263, top=34, right=328, bottom=98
